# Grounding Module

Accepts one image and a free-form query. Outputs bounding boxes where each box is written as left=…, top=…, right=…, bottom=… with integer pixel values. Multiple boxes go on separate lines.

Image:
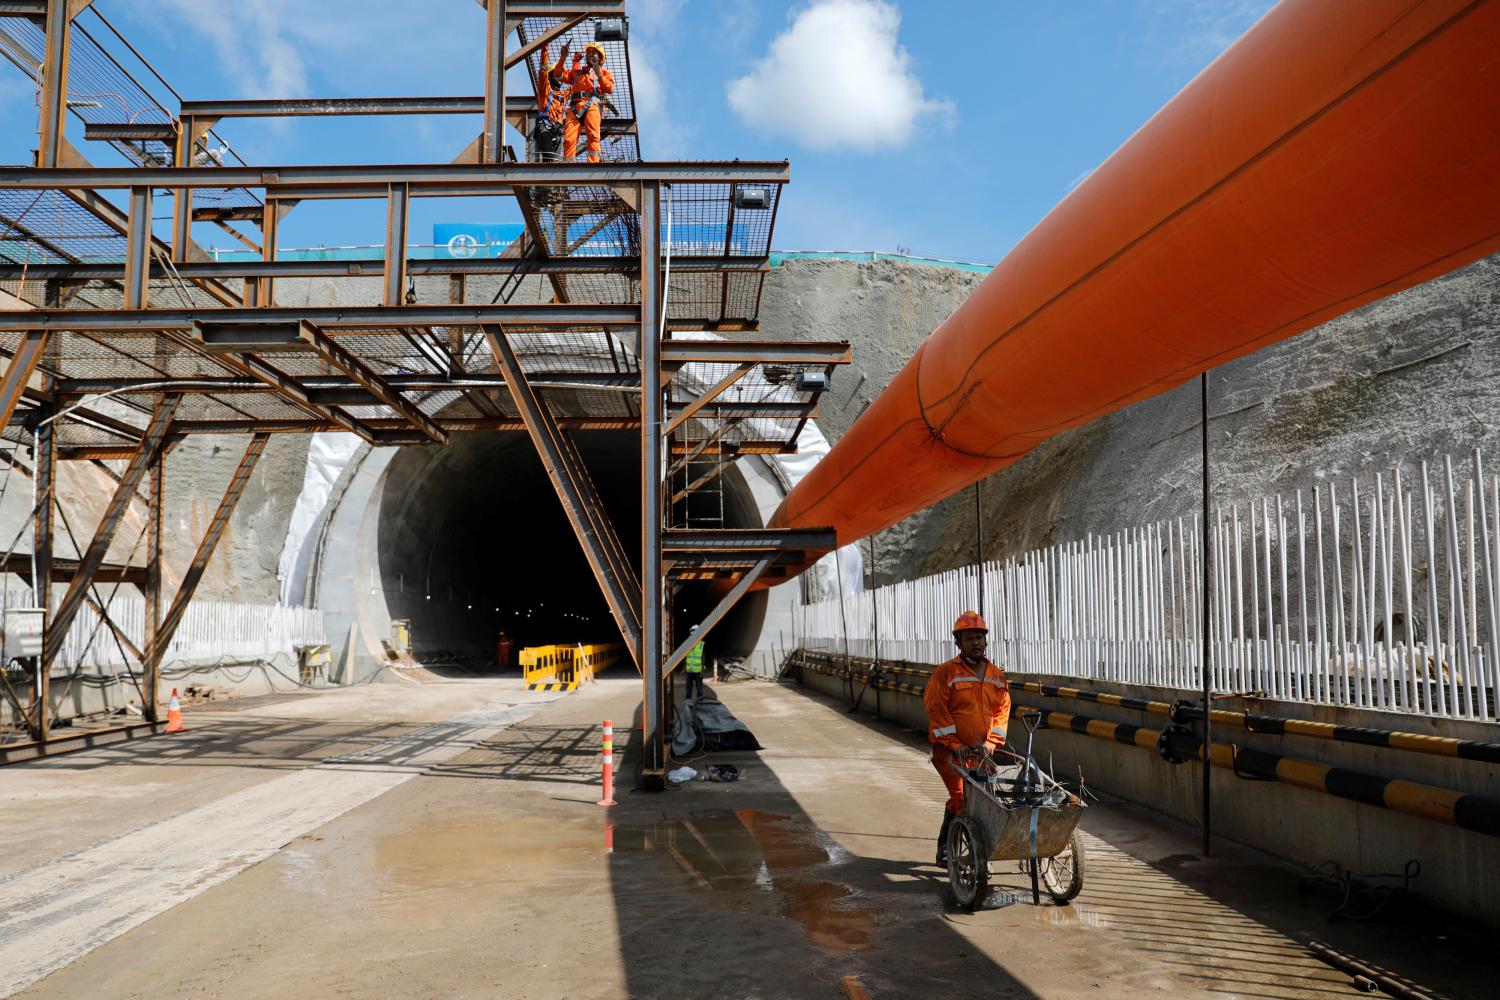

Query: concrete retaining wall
left=788, top=650, right=1500, bottom=928
left=0, top=654, right=330, bottom=726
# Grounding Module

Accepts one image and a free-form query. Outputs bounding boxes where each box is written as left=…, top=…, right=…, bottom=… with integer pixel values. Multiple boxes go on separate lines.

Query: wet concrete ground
left=0, top=675, right=1489, bottom=998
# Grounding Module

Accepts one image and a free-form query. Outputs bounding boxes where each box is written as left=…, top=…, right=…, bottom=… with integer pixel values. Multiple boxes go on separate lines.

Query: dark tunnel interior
left=376, top=431, right=768, bottom=666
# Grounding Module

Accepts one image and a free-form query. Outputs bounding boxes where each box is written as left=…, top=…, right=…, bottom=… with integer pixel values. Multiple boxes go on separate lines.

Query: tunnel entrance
left=375, top=432, right=768, bottom=666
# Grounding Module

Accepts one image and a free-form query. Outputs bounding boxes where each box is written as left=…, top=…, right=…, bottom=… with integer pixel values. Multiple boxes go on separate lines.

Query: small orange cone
left=165, top=688, right=186, bottom=733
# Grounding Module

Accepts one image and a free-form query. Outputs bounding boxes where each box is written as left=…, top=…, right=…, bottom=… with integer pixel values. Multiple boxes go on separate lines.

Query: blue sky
left=1, top=0, right=1273, bottom=263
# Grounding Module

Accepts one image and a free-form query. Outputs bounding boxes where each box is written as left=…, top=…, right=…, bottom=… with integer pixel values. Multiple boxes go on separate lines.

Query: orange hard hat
left=952, top=610, right=988, bottom=634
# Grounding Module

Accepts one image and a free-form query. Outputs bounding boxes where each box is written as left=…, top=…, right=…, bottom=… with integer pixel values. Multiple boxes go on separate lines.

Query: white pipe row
left=3, top=590, right=328, bottom=671
left=799, top=448, right=1500, bottom=722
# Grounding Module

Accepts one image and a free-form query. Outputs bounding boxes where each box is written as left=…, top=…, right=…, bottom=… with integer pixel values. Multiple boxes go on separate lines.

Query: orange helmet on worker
left=924, top=609, right=1011, bottom=866
left=952, top=610, right=988, bottom=634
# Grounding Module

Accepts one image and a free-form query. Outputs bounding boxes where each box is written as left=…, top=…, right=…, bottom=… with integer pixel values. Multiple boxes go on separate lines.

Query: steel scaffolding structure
left=0, top=0, right=845, bottom=779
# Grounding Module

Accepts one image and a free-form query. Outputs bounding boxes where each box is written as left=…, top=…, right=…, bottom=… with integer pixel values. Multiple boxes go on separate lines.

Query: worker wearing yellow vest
left=684, top=624, right=706, bottom=702
left=924, top=610, right=1011, bottom=865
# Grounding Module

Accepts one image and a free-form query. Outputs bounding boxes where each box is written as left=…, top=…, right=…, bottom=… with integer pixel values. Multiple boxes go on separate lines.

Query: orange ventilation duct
left=771, top=0, right=1500, bottom=567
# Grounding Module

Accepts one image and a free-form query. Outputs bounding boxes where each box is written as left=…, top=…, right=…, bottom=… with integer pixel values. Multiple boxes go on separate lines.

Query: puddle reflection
left=612, top=809, right=876, bottom=955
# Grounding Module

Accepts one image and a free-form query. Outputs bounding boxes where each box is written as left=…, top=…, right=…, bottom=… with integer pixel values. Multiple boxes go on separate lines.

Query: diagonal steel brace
left=42, top=395, right=179, bottom=668
left=0, top=332, right=49, bottom=431
left=663, top=557, right=772, bottom=677
left=486, top=326, right=642, bottom=663
left=145, top=433, right=270, bottom=665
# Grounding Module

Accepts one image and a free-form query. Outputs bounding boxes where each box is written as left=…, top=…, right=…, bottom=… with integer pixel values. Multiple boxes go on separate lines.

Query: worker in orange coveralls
left=533, top=42, right=570, bottom=162
left=562, top=42, right=614, bottom=162
left=923, top=611, right=1011, bottom=866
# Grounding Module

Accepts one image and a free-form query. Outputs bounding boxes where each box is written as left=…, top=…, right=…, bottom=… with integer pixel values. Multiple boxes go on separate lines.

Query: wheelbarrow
left=946, top=710, right=1087, bottom=909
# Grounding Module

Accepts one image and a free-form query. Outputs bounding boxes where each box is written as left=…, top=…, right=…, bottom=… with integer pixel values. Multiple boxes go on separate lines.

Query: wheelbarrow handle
left=950, top=746, right=1000, bottom=774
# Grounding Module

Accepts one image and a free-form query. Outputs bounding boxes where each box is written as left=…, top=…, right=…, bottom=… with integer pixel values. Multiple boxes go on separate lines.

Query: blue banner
left=433, top=223, right=526, bottom=258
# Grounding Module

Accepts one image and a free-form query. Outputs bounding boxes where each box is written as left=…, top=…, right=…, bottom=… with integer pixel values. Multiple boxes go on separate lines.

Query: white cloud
left=633, top=0, right=688, bottom=31
left=726, top=0, right=952, bottom=152
left=145, top=0, right=312, bottom=98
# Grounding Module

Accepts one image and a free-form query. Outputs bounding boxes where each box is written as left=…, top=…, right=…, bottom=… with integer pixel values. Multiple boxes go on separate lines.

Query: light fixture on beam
left=594, top=17, right=627, bottom=42
left=794, top=371, right=829, bottom=392
left=734, top=187, right=770, bottom=210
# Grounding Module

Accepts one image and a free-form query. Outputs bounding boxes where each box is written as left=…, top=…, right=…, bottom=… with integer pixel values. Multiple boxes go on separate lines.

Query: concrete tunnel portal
left=372, top=431, right=770, bottom=665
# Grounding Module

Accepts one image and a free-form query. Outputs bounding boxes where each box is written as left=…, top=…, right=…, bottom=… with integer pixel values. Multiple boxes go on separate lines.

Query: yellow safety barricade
left=519, top=642, right=625, bottom=691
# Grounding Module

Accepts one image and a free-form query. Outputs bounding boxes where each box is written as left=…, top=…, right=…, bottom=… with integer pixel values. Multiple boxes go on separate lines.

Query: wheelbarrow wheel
left=946, top=817, right=989, bottom=910
left=1041, top=829, right=1086, bottom=903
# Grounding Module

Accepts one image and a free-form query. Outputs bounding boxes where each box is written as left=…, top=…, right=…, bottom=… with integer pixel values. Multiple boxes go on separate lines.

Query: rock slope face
left=763, top=254, right=1500, bottom=584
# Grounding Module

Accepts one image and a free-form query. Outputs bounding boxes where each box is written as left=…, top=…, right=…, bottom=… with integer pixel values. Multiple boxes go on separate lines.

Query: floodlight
left=734, top=187, right=770, bottom=210
left=595, top=17, right=627, bottom=41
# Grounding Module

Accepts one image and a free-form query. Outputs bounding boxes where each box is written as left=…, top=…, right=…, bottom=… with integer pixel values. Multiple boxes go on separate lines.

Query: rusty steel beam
left=232, top=354, right=377, bottom=441
left=172, top=115, right=213, bottom=263
left=384, top=182, right=409, bottom=306
left=0, top=162, right=792, bottom=190
left=662, top=557, right=772, bottom=677
left=82, top=122, right=176, bottom=141
left=164, top=416, right=638, bottom=434
left=506, top=14, right=586, bottom=70
left=143, top=436, right=162, bottom=720
left=0, top=304, right=639, bottom=330
left=556, top=423, right=640, bottom=601
left=0, top=332, right=49, bottom=431
left=660, top=340, right=850, bottom=365
left=83, top=592, right=145, bottom=663
left=483, top=0, right=507, bottom=162
left=666, top=416, right=742, bottom=478
left=180, top=97, right=488, bottom=117
left=0, top=255, right=764, bottom=281
left=54, top=372, right=627, bottom=394
left=639, top=181, right=667, bottom=782
left=298, top=321, right=446, bottom=443
left=487, top=326, right=643, bottom=661
left=663, top=362, right=752, bottom=437
left=123, top=186, right=151, bottom=309
left=30, top=404, right=54, bottom=742
left=145, top=434, right=269, bottom=668
left=475, top=0, right=625, bottom=12
left=670, top=455, right=741, bottom=505
left=36, top=0, right=70, bottom=169
left=661, top=527, right=838, bottom=555
left=40, top=395, right=178, bottom=670
left=0, top=553, right=146, bottom=586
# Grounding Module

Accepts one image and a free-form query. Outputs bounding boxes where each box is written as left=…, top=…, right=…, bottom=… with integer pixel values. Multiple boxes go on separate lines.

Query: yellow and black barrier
left=788, top=652, right=931, bottom=697
left=1012, top=680, right=1500, bottom=765
left=1021, top=705, right=1500, bottom=839
left=520, top=642, right=626, bottom=691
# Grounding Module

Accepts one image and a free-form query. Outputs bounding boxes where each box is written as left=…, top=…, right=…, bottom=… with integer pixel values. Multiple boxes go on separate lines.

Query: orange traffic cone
left=164, top=688, right=186, bottom=733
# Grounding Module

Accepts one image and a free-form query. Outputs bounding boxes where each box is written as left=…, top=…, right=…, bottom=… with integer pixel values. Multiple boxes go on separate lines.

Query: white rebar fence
left=798, top=449, right=1500, bottom=723
left=1, top=591, right=327, bottom=673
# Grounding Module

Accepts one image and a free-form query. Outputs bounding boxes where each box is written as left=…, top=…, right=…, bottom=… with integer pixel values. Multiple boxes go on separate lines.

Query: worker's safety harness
left=533, top=83, right=567, bottom=158
left=570, top=88, right=601, bottom=122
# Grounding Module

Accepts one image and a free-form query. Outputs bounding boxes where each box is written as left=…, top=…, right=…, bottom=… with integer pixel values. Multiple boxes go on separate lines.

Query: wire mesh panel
left=0, top=189, right=127, bottom=264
